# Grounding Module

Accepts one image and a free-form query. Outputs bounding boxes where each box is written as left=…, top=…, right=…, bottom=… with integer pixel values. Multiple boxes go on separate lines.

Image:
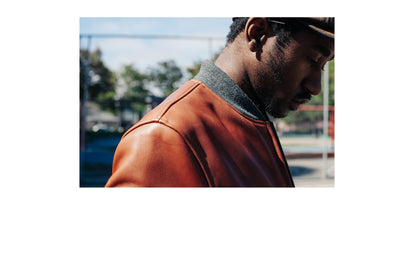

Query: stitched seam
left=122, top=80, right=201, bottom=139
left=126, top=121, right=213, bottom=187
left=157, top=80, right=201, bottom=119
left=265, top=122, right=295, bottom=187
left=158, top=121, right=213, bottom=187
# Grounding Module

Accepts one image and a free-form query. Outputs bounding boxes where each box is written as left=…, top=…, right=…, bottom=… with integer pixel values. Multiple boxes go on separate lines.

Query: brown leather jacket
left=105, top=62, right=294, bottom=187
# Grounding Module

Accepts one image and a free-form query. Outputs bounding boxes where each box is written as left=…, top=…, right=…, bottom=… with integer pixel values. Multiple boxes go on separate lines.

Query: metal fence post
left=80, top=36, right=91, bottom=151
left=322, top=61, right=330, bottom=178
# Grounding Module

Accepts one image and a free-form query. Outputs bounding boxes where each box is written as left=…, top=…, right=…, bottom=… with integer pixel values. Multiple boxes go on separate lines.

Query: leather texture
left=105, top=80, right=294, bottom=187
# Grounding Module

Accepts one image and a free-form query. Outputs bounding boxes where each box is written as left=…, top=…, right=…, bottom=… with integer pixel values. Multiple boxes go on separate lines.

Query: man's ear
left=245, top=17, right=269, bottom=52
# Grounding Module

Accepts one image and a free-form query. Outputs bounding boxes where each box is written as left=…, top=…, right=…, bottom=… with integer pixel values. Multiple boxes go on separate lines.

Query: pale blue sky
left=79, top=17, right=232, bottom=72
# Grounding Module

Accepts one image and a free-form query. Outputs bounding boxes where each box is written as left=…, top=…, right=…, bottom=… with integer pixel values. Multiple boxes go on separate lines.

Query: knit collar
left=194, top=60, right=267, bottom=121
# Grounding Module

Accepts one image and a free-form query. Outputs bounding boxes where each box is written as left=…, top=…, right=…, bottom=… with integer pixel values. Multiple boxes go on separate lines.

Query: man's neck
left=215, top=44, right=267, bottom=115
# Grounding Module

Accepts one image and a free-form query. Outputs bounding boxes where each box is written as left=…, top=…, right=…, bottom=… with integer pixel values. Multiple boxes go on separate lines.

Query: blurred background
left=79, top=17, right=335, bottom=187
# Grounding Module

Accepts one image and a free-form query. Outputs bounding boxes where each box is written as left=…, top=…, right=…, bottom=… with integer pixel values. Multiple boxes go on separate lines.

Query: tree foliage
left=186, top=62, right=202, bottom=79
left=148, top=60, right=183, bottom=97
left=80, top=48, right=117, bottom=113
left=118, top=64, right=150, bottom=114
left=186, top=50, right=222, bottom=80
left=80, top=47, right=334, bottom=129
left=121, top=65, right=149, bottom=100
left=80, top=48, right=116, bottom=100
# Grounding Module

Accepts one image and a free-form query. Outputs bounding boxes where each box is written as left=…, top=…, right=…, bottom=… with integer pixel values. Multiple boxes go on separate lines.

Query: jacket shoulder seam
left=124, top=121, right=213, bottom=187
left=157, top=120, right=213, bottom=187
left=121, top=80, right=201, bottom=139
left=157, top=80, right=201, bottom=119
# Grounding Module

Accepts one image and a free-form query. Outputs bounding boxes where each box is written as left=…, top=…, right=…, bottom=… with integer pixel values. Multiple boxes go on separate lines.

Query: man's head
left=222, top=17, right=334, bottom=118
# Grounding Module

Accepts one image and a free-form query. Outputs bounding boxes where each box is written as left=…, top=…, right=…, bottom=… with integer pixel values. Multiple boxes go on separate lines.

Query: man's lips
left=293, top=98, right=310, bottom=105
left=291, top=98, right=310, bottom=111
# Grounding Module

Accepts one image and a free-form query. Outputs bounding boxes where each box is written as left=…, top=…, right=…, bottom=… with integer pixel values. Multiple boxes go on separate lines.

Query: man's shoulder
left=123, top=79, right=218, bottom=137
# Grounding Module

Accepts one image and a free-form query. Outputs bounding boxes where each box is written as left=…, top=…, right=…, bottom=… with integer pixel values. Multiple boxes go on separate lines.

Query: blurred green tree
left=119, top=64, right=150, bottom=114
left=80, top=48, right=117, bottom=113
left=186, top=50, right=222, bottom=80
left=186, top=61, right=202, bottom=79
left=149, top=60, right=183, bottom=97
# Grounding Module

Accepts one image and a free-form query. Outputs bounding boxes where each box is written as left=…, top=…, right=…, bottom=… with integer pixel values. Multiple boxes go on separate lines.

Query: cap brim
left=307, top=24, right=334, bottom=39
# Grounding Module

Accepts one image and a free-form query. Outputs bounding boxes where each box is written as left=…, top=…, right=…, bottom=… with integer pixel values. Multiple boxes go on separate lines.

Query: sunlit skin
left=215, top=18, right=334, bottom=118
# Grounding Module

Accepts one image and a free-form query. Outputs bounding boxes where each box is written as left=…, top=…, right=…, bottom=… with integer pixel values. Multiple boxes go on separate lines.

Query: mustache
left=294, top=91, right=312, bottom=101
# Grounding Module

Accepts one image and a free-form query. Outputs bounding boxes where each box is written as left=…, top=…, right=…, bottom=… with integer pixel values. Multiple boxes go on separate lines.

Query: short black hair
left=226, top=18, right=304, bottom=52
left=226, top=17, right=249, bottom=44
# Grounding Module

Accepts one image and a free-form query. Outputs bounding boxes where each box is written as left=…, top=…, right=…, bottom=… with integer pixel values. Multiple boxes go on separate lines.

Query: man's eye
left=308, top=57, right=325, bottom=71
left=308, top=57, right=318, bottom=65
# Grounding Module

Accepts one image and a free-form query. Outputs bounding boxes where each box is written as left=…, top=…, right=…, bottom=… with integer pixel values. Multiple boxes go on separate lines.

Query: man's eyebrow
left=312, top=44, right=332, bottom=59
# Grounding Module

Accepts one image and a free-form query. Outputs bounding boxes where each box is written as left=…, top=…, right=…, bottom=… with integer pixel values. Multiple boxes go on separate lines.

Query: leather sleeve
left=105, top=122, right=209, bottom=187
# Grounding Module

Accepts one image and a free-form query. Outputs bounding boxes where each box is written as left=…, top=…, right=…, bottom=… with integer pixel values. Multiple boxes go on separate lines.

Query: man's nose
left=303, top=70, right=322, bottom=96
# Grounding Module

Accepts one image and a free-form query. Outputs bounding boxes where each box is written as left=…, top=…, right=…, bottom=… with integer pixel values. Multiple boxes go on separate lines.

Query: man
left=105, top=17, right=334, bottom=187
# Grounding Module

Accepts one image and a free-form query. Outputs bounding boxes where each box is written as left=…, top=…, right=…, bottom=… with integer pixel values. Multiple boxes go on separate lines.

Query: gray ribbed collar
left=194, top=60, right=267, bottom=121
